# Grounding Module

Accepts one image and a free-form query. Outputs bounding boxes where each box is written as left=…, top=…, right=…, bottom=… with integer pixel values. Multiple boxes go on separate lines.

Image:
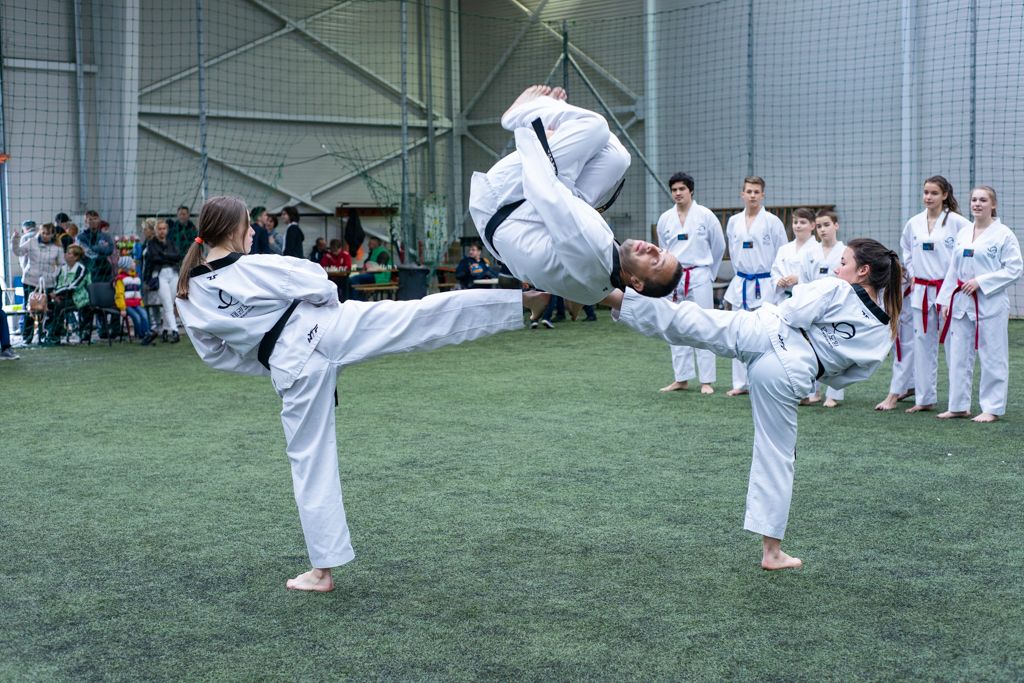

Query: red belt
left=674, top=266, right=696, bottom=301
left=939, top=279, right=979, bottom=350
left=913, top=277, right=945, bottom=331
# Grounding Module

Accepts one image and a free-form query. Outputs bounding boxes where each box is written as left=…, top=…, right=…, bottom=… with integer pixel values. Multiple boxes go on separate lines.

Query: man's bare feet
left=905, top=403, right=934, bottom=414
left=523, top=290, right=551, bottom=322
left=937, top=410, right=971, bottom=419
left=823, top=398, right=840, bottom=408
left=875, top=394, right=899, bottom=411
left=726, top=388, right=749, bottom=397
left=896, top=389, right=916, bottom=402
left=550, top=86, right=567, bottom=101
left=761, top=537, right=802, bottom=571
left=504, top=85, right=551, bottom=119
left=286, top=568, right=334, bottom=592
left=660, top=380, right=688, bottom=392
left=700, top=383, right=714, bottom=395
left=972, top=412, right=999, bottom=423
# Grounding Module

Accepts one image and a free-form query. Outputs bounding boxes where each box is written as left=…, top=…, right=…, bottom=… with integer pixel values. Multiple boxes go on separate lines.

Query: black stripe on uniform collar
left=853, top=284, right=890, bottom=325
left=189, top=252, right=242, bottom=278
left=610, top=242, right=626, bottom=291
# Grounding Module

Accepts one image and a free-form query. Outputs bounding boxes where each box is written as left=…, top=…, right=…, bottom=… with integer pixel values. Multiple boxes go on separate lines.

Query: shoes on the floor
left=0, top=348, right=20, bottom=360
left=170, top=331, right=180, bottom=343
left=584, top=316, right=597, bottom=322
left=161, top=330, right=169, bottom=343
left=530, top=320, right=539, bottom=329
left=541, top=319, right=554, bottom=329
left=141, top=332, right=157, bottom=346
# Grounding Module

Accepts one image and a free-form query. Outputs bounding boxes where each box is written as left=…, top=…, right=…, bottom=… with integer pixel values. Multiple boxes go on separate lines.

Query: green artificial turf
left=2, top=318, right=1022, bottom=681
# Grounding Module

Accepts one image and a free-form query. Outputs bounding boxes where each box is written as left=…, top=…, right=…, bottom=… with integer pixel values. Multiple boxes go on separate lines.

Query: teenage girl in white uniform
left=799, top=210, right=845, bottom=407
left=607, top=238, right=902, bottom=570
left=176, top=196, right=546, bottom=592
left=937, top=186, right=1023, bottom=423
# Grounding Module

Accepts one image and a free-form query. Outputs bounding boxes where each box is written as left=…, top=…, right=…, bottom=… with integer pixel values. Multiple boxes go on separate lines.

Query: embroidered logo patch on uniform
left=944, top=236, right=956, bottom=248
left=988, top=245, right=999, bottom=257
left=762, top=233, right=772, bottom=244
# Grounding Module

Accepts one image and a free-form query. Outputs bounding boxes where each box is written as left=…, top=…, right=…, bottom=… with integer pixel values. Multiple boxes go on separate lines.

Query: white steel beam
left=139, top=104, right=450, bottom=129
left=309, top=131, right=448, bottom=198
left=4, top=58, right=97, bottom=74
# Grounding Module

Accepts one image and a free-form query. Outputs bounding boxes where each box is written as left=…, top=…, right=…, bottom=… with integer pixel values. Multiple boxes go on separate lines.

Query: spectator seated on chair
left=455, top=242, right=498, bottom=289
left=42, top=245, right=91, bottom=345
left=113, top=256, right=156, bottom=345
left=348, top=236, right=392, bottom=300
left=319, top=239, right=352, bottom=270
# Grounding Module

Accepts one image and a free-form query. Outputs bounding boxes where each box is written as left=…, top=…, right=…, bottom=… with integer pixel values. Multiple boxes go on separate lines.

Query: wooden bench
left=350, top=270, right=399, bottom=300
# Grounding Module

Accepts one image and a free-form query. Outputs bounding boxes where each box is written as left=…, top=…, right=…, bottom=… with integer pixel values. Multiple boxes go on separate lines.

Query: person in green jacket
left=348, top=236, right=393, bottom=298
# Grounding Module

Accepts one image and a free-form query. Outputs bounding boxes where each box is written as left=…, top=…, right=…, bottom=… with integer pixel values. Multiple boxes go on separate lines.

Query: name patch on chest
left=963, top=248, right=975, bottom=258
left=678, top=233, right=689, bottom=241
left=818, top=266, right=829, bottom=274
left=923, top=242, right=935, bottom=252
left=742, top=240, right=754, bottom=249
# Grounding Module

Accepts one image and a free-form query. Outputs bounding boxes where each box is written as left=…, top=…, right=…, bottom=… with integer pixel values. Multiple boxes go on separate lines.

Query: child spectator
left=320, top=238, right=352, bottom=270
left=114, top=256, right=156, bottom=345
left=42, top=245, right=90, bottom=345
left=455, top=242, right=498, bottom=289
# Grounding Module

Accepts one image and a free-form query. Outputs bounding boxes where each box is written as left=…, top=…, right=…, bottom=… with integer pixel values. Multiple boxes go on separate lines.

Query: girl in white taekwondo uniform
left=470, top=85, right=682, bottom=308
left=874, top=265, right=916, bottom=411
left=937, top=186, right=1023, bottom=423
left=723, top=176, right=788, bottom=396
left=607, top=238, right=901, bottom=570
left=656, top=172, right=725, bottom=394
left=899, top=176, right=970, bottom=414
left=799, top=209, right=846, bottom=407
left=175, top=196, right=547, bottom=593
left=770, top=207, right=821, bottom=302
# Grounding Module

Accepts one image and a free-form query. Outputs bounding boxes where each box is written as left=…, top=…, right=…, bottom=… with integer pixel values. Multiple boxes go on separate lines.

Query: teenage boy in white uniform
left=723, top=176, right=787, bottom=396
left=656, top=172, right=725, bottom=394
left=469, top=85, right=682, bottom=308
left=770, top=207, right=820, bottom=303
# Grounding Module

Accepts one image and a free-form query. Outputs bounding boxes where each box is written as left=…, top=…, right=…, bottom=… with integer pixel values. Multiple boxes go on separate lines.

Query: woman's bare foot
left=972, top=412, right=999, bottom=423
left=937, top=410, right=971, bottom=419
left=761, top=537, right=802, bottom=571
left=700, top=383, right=714, bottom=395
left=726, top=388, right=749, bottom=397
left=896, top=389, right=916, bottom=402
left=286, top=568, right=334, bottom=592
left=550, top=86, right=567, bottom=101
left=875, top=394, right=899, bottom=411
left=823, top=398, right=840, bottom=408
left=522, top=290, right=551, bottom=321
left=504, top=85, right=551, bottom=119
left=905, top=403, right=934, bottom=414
left=660, top=380, right=688, bottom=392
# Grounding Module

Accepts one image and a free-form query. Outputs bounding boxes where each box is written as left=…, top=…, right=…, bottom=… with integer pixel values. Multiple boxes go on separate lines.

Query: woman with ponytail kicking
left=604, top=239, right=903, bottom=570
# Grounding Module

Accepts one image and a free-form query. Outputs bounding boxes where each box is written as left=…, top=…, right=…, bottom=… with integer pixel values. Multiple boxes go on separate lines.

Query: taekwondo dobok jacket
left=901, top=209, right=971, bottom=311
left=937, top=220, right=1023, bottom=321
left=770, top=239, right=820, bottom=299
left=655, top=202, right=725, bottom=288
left=799, top=240, right=844, bottom=283
left=176, top=253, right=339, bottom=392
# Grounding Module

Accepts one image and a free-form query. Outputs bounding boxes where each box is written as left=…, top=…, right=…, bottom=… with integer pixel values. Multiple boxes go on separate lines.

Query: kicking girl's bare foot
left=660, top=380, right=688, bottom=392
left=523, top=290, right=551, bottom=321
left=937, top=410, right=971, bottom=419
left=875, top=394, right=899, bottom=411
left=286, top=568, right=334, bottom=593
left=504, top=85, right=551, bottom=119
left=761, top=537, right=802, bottom=571
left=700, top=383, right=714, bottom=395
left=550, top=86, right=567, bottom=101
left=905, top=403, right=934, bottom=414
left=972, top=412, right=999, bottom=423
left=726, top=388, right=749, bottom=397
left=896, top=388, right=916, bottom=402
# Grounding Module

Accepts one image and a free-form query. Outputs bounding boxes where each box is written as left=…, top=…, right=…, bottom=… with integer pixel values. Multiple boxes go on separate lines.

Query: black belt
left=483, top=199, right=525, bottom=259
left=799, top=328, right=825, bottom=380
left=258, top=300, right=300, bottom=371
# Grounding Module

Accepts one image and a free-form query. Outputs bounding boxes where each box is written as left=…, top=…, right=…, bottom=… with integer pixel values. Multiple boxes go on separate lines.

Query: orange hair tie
left=194, top=236, right=204, bottom=244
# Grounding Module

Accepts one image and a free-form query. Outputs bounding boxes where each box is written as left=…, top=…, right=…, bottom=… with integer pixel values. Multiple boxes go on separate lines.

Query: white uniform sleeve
left=185, top=327, right=271, bottom=377
left=899, top=221, right=913, bottom=279
left=235, top=255, right=339, bottom=307
left=777, top=278, right=840, bottom=329
left=656, top=212, right=670, bottom=249
left=770, top=215, right=788, bottom=255
left=770, top=247, right=788, bottom=284
left=797, top=249, right=815, bottom=284
left=976, top=231, right=1024, bottom=296
left=708, top=212, right=726, bottom=279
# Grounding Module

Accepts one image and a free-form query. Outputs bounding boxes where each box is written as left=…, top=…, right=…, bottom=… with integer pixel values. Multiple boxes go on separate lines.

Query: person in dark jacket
left=249, top=206, right=272, bottom=255
left=168, top=206, right=198, bottom=256
left=145, top=219, right=183, bottom=342
left=281, top=206, right=304, bottom=258
left=309, top=237, right=327, bottom=264
left=455, top=242, right=498, bottom=289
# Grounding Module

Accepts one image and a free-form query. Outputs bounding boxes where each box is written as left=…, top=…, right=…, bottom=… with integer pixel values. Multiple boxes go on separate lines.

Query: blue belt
left=737, top=271, right=770, bottom=310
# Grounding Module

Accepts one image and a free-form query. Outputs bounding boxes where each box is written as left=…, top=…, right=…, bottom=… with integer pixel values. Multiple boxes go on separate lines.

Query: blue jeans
left=348, top=272, right=377, bottom=300
left=125, top=307, right=151, bottom=337
left=1, top=306, right=11, bottom=350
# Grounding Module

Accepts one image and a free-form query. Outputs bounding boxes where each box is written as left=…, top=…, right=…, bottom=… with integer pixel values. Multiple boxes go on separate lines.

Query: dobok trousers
left=273, top=289, right=524, bottom=567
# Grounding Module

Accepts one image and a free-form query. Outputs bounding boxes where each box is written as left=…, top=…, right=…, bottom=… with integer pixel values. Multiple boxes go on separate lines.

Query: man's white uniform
left=937, top=220, right=1023, bottom=416
left=656, top=201, right=724, bottom=385
left=900, top=209, right=971, bottom=407
left=616, top=278, right=892, bottom=539
left=770, top=238, right=820, bottom=302
left=177, top=254, right=524, bottom=568
left=469, top=96, right=630, bottom=305
left=800, top=240, right=846, bottom=401
left=724, top=208, right=787, bottom=390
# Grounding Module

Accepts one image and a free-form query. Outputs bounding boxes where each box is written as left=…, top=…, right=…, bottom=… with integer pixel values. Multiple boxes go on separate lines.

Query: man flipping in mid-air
left=469, top=85, right=682, bottom=308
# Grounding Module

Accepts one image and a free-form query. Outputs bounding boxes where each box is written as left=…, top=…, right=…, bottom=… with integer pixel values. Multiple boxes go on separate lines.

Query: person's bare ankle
left=660, top=380, right=688, bottom=392
left=286, top=567, right=334, bottom=593
left=700, top=383, right=714, bottom=395
left=761, top=538, right=802, bottom=570
left=726, top=388, right=749, bottom=397
left=875, top=394, right=898, bottom=411
left=905, top=403, right=934, bottom=413
left=972, top=412, right=998, bottom=423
